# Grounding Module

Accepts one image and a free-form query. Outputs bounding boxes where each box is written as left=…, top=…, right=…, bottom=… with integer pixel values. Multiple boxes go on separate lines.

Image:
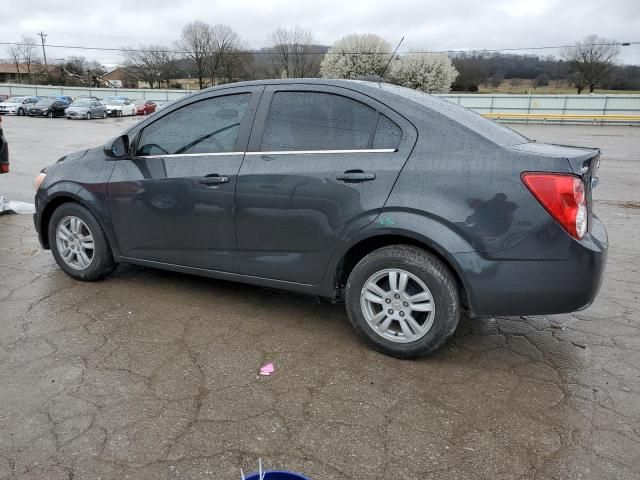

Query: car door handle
left=199, top=174, right=229, bottom=185
left=336, top=170, right=376, bottom=182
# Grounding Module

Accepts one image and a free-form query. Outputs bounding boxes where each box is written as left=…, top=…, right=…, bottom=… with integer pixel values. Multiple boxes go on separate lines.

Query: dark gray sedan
left=32, top=79, right=607, bottom=357
left=65, top=100, right=107, bottom=120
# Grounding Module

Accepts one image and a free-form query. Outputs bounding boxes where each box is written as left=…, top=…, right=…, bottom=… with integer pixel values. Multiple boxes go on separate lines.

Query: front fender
left=35, top=181, right=119, bottom=258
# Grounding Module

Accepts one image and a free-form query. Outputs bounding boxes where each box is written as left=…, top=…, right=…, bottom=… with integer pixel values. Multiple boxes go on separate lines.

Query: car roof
left=192, top=78, right=527, bottom=146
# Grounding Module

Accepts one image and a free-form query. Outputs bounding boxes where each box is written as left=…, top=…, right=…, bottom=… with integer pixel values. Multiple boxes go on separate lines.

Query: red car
left=135, top=100, right=157, bottom=115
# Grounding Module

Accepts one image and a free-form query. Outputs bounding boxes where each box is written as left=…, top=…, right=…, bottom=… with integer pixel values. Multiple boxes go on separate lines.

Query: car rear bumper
left=455, top=215, right=608, bottom=316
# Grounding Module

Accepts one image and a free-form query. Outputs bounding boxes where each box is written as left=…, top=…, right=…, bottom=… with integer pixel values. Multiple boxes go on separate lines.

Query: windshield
left=71, top=100, right=92, bottom=107
left=6, top=97, right=26, bottom=103
left=105, top=97, right=125, bottom=104
left=35, top=99, right=55, bottom=106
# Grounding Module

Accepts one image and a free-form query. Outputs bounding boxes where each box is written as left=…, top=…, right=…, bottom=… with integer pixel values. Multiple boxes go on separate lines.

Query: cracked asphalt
left=1, top=118, right=639, bottom=479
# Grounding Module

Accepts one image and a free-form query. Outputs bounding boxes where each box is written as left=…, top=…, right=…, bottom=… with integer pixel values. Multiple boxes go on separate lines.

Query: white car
left=103, top=97, right=137, bottom=117
left=0, top=96, right=40, bottom=116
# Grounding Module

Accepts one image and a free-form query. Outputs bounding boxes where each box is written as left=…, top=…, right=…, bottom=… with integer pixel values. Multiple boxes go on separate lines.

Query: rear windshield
left=374, top=83, right=528, bottom=146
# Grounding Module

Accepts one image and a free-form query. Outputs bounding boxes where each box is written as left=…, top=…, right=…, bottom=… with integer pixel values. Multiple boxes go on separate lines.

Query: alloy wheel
left=360, top=268, right=436, bottom=343
left=55, top=216, right=95, bottom=270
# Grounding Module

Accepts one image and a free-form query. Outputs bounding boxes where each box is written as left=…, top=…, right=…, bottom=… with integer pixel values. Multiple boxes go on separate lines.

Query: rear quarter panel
left=384, top=111, right=573, bottom=258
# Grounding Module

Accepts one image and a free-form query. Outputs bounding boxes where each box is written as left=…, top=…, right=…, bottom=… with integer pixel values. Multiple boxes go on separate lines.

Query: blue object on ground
left=245, top=471, right=309, bottom=480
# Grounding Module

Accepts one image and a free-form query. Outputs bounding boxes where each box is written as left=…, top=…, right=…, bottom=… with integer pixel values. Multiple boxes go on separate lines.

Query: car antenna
left=379, top=36, right=405, bottom=80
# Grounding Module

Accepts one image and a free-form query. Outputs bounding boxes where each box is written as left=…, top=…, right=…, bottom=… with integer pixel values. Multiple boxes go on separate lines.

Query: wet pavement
left=0, top=120, right=639, bottom=479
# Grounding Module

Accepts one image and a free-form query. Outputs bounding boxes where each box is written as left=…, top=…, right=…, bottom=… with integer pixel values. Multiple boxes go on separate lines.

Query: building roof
left=0, top=63, right=28, bottom=74
left=0, top=63, right=57, bottom=74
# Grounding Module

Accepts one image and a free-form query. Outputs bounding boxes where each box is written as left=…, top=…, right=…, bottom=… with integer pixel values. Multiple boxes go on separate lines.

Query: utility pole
left=37, top=32, right=48, bottom=69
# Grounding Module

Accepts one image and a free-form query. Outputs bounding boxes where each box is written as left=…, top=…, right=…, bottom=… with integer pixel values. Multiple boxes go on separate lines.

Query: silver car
left=64, top=100, right=107, bottom=120
left=0, top=96, right=40, bottom=116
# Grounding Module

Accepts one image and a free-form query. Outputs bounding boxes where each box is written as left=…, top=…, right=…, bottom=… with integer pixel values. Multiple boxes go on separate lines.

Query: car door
left=235, top=85, right=417, bottom=284
left=108, top=86, right=262, bottom=272
left=53, top=101, right=65, bottom=116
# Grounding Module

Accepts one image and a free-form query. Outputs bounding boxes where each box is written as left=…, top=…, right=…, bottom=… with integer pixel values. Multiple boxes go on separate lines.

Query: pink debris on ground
left=259, top=363, right=275, bottom=376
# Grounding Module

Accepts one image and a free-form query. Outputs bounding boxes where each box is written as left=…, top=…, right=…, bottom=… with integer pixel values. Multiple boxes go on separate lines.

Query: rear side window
left=373, top=115, right=403, bottom=149
left=262, top=91, right=401, bottom=151
left=136, top=93, right=250, bottom=156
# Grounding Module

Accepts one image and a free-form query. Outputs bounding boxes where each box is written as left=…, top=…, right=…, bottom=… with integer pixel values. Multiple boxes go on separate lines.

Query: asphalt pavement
left=0, top=116, right=638, bottom=479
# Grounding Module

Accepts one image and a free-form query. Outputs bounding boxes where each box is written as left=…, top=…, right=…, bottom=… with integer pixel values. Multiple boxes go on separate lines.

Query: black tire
left=47, top=111, right=53, bottom=118
left=345, top=245, right=460, bottom=358
left=48, top=202, right=117, bottom=281
left=86, top=112, right=91, bottom=120
left=18, top=108, right=24, bottom=116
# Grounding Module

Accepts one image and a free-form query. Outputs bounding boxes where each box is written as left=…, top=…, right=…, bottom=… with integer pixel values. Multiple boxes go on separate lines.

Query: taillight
left=522, top=172, right=588, bottom=239
left=0, top=164, right=8, bottom=174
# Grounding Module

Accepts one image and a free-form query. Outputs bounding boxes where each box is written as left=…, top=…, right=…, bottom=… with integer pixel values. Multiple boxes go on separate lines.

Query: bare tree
left=7, top=44, right=22, bottom=84
left=267, top=26, right=315, bottom=78
left=177, top=21, right=212, bottom=89
left=205, top=24, right=242, bottom=86
left=562, top=35, right=620, bottom=93
left=19, top=36, right=39, bottom=83
left=123, top=45, right=175, bottom=89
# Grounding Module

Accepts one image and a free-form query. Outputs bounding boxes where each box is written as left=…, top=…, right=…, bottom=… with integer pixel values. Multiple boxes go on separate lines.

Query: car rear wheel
left=49, top=203, right=117, bottom=281
left=102, top=111, right=107, bottom=119
left=345, top=245, right=460, bottom=358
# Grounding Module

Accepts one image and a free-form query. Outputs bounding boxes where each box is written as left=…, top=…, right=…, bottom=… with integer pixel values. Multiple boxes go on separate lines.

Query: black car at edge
left=33, top=79, right=608, bottom=357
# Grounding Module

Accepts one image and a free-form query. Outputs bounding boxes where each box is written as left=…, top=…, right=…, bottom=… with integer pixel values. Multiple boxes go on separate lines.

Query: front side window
left=261, top=91, right=381, bottom=151
left=136, top=93, right=250, bottom=156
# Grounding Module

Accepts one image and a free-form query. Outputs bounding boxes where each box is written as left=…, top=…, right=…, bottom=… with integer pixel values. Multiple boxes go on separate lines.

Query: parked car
left=47, top=95, right=74, bottom=103
left=76, top=95, right=101, bottom=102
left=28, top=98, right=70, bottom=118
left=32, top=79, right=608, bottom=358
left=0, top=94, right=9, bottom=103
left=0, top=96, right=40, bottom=116
left=135, top=100, right=157, bottom=115
left=103, top=97, right=136, bottom=117
left=65, top=100, right=107, bottom=120
left=0, top=115, right=8, bottom=173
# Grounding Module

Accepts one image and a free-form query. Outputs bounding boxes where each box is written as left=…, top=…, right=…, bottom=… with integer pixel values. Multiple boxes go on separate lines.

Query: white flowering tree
left=390, top=53, right=458, bottom=93
left=320, top=34, right=391, bottom=79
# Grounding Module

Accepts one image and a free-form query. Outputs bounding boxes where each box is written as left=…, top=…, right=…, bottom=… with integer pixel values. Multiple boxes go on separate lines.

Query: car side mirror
left=105, top=135, right=130, bottom=159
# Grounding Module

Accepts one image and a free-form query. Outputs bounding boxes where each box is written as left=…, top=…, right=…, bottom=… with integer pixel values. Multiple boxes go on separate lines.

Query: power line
left=0, top=40, right=637, bottom=57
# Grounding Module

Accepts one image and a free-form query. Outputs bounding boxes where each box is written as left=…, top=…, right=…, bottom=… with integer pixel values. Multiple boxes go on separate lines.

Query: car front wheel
left=49, top=203, right=117, bottom=281
left=18, top=108, right=24, bottom=116
left=345, top=245, right=460, bottom=358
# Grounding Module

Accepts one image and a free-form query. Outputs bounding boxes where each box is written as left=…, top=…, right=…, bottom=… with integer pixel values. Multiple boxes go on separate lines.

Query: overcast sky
left=2, top=0, right=639, bottom=65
